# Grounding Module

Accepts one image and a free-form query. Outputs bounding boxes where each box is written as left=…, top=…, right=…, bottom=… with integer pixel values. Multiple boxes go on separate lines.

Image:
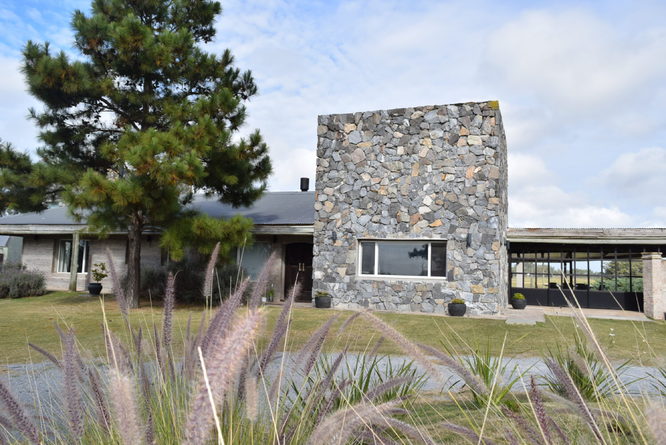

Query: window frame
left=56, top=239, right=90, bottom=274
left=357, top=239, right=447, bottom=279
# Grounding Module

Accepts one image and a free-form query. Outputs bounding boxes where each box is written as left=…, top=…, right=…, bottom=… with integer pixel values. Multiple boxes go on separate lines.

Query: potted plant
left=314, top=290, right=332, bottom=309
left=88, top=262, right=108, bottom=296
left=511, top=292, right=527, bottom=309
left=448, top=298, right=466, bottom=316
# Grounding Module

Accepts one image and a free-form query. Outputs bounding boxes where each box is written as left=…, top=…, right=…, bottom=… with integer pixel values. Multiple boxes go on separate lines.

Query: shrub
left=512, top=292, right=525, bottom=300
left=90, top=262, right=108, bottom=282
left=0, top=265, right=45, bottom=298
left=450, top=298, right=465, bottom=304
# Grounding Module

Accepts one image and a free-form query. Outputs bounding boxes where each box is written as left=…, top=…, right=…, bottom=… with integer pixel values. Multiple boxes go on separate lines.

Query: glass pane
left=430, top=243, right=446, bottom=277
left=77, top=241, right=88, bottom=273
left=58, top=240, right=72, bottom=273
left=631, top=260, right=643, bottom=277
left=536, top=274, right=549, bottom=289
left=511, top=274, right=524, bottom=287
left=632, top=278, right=644, bottom=292
left=523, top=273, right=536, bottom=288
left=378, top=242, right=428, bottom=276
left=240, top=242, right=272, bottom=279
left=361, top=242, right=375, bottom=275
left=590, top=275, right=605, bottom=290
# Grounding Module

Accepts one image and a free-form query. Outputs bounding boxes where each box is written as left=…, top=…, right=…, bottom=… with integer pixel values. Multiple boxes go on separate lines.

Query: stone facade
left=313, top=101, right=508, bottom=315
left=642, top=252, right=666, bottom=320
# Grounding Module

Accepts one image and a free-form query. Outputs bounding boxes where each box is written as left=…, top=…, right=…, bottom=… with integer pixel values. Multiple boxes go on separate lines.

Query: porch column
left=68, top=232, right=79, bottom=292
left=642, top=252, right=666, bottom=320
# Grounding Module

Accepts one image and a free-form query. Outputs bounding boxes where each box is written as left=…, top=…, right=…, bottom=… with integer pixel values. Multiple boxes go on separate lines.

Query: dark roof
left=0, top=191, right=316, bottom=226
left=190, top=192, right=315, bottom=225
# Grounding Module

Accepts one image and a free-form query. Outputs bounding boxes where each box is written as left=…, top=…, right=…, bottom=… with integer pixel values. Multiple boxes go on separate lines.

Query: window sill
left=356, top=275, right=448, bottom=282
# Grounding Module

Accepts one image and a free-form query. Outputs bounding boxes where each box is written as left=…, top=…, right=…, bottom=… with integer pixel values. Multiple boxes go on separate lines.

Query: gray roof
left=0, top=191, right=316, bottom=227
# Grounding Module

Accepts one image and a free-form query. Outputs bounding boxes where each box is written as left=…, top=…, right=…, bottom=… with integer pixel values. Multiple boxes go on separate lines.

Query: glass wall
left=510, top=244, right=653, bottom=293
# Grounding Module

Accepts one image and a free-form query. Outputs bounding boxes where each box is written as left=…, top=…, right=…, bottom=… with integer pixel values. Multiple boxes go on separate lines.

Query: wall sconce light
left=466, top=233, right=472, bottom=249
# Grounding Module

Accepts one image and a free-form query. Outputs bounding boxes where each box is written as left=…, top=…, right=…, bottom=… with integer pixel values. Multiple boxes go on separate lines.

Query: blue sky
left=0, top=0, right=665, bottom=227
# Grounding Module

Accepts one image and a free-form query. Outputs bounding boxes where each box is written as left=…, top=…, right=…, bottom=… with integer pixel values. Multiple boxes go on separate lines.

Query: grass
left=1, top=291, right=665, bottom=366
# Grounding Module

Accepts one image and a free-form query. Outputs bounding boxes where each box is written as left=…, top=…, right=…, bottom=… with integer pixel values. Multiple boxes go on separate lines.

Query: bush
left=123, top=255, right=244, bottom=304
left=0, top=265, right=45, bottom=298
left=512, top=292, right=525, bottom=300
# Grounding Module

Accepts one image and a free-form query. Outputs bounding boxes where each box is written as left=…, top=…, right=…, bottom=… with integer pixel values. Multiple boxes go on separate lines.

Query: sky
left=0, top=0, right=665, bottom=228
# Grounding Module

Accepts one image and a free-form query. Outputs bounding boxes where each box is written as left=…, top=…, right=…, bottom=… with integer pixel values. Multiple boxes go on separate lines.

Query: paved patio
left=505, top=306, right=653, bottom=325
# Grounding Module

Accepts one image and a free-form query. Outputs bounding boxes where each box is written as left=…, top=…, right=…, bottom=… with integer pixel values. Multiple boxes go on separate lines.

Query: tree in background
left=0, top=0, right=271, bottom=307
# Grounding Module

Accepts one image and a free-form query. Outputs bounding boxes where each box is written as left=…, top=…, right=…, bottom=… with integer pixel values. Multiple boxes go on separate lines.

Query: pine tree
left=0, top=0, right=271, bottom=307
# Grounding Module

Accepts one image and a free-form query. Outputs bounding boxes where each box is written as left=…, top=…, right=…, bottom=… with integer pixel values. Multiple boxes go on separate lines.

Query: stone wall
left=642, top=252, right=666, bottom=320
left=313, top=101, right=508, bottom=315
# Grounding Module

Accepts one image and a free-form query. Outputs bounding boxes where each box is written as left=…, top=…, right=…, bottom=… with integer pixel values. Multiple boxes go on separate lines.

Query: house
left=1, top=101, right=666, bottom=318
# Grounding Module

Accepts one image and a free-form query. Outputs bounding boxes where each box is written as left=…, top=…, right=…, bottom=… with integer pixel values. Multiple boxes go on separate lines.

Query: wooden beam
left=68, top=232, right=79, bottom=292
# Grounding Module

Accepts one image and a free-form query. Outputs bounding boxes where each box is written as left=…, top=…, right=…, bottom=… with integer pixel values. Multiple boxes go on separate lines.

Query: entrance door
left=284, top=243, right=313, bottom=302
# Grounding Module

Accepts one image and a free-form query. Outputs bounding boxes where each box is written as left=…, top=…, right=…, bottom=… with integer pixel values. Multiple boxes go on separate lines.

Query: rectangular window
left=57, top=239, right=89, bottom=273
left=358, top=240, right=446, bottom=278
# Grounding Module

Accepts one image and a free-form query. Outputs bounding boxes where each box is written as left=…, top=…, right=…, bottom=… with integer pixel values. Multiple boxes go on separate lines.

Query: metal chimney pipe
left=300, top=177, right=309, bottom=192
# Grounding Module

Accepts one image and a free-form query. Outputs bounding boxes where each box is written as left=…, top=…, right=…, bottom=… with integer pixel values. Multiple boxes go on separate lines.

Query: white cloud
left=485, top=9, right=666, bottom=113
left=597, top=147, right=666, bottom=204
left=510, top=185, right=634, bottom=228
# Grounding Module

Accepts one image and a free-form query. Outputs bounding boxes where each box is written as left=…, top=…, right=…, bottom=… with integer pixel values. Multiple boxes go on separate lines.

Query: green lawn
left=1, top=292, right=665, bottom=366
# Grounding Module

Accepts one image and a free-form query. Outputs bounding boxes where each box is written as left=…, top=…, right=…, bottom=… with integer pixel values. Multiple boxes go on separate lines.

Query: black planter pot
left=511, top=298, right=527, bottom=310
left=88, top=283, right=103, bottom=296
left=315, top=295, right=332, bottom=308
left=448, top=302, right=466, bottom=317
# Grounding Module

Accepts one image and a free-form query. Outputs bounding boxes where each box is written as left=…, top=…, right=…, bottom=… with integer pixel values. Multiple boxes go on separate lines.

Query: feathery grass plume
left=440, top=421, right=499, bottom=445
left=306, top=400, right=400, bottom=445
left=360, top=311, right=450, bottom=384
left=258, top=281, right=299, bottom=373
left=183, top=310, right=264, bottom=445
left=364, top=376, right=414, bottom=402
left=358, top=430, right=402, bottom=445
left=0, top=414, right=12, bottom=430
left=153, top=323, right=164, bottom=374
left=28, top=342, right=61, bottom=368
left=336, top=311, right=361, bottom=335
left=202, top=242, right=220, bottom=304
left=417, top=343, right=489, bottom=396
left=183, top=311, right=208, bottom=380
left=244, top=374, right=258, bottom=422
left=88, top=367, right=111, bottom=432
left=162, top=272, right=176, bottom=352
left=544, top=358, right=604, bottom=442
left=645, top=401, right=666, bottom=445
left=60, top=328, right=84, bottom=440
left=0, top=380, right=40, bottom=445
left=297, top=315, right=339, bottom=376
left=104, top=326, right=133, bottom=373
left=201, top=276, right=250, bottom=355
left=376, top=416, right=438, bottom=445
left=109, top=369, right=145, bottom=445
left=500, top=406, right=542, bottom=445
left=527, top=376, right=553, bottom=444
left=503, top=428, right=521, bottom=445
left=310, top=350, right=348, bottom=426
left=138, top=362, right=155, bottom=445
left=106, top=247, right=128, bottom=317
left=248, top=251, right=277, bottom=308
left=369, top=336, right=385, bottom=357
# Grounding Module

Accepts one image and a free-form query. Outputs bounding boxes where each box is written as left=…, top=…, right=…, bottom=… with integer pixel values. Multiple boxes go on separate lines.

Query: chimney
left=300, top=177, right=310, bottom=192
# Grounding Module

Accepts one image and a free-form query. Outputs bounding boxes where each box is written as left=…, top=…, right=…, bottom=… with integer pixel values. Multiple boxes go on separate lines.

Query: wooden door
left=284, top=243, right=313, bottom=302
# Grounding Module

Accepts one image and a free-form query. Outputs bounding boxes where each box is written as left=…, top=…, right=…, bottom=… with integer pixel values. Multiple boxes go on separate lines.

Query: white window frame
left=56, top=239, right=90, bottom=274
left=358, top=239, right=447, bottom=279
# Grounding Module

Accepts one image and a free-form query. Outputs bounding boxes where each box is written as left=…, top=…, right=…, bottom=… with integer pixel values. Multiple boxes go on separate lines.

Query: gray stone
left=313, top=101, right=508, bottom=316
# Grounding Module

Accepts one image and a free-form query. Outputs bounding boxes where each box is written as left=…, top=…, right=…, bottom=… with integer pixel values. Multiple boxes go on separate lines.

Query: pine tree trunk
left=127, top=219, right=142, bottom=309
